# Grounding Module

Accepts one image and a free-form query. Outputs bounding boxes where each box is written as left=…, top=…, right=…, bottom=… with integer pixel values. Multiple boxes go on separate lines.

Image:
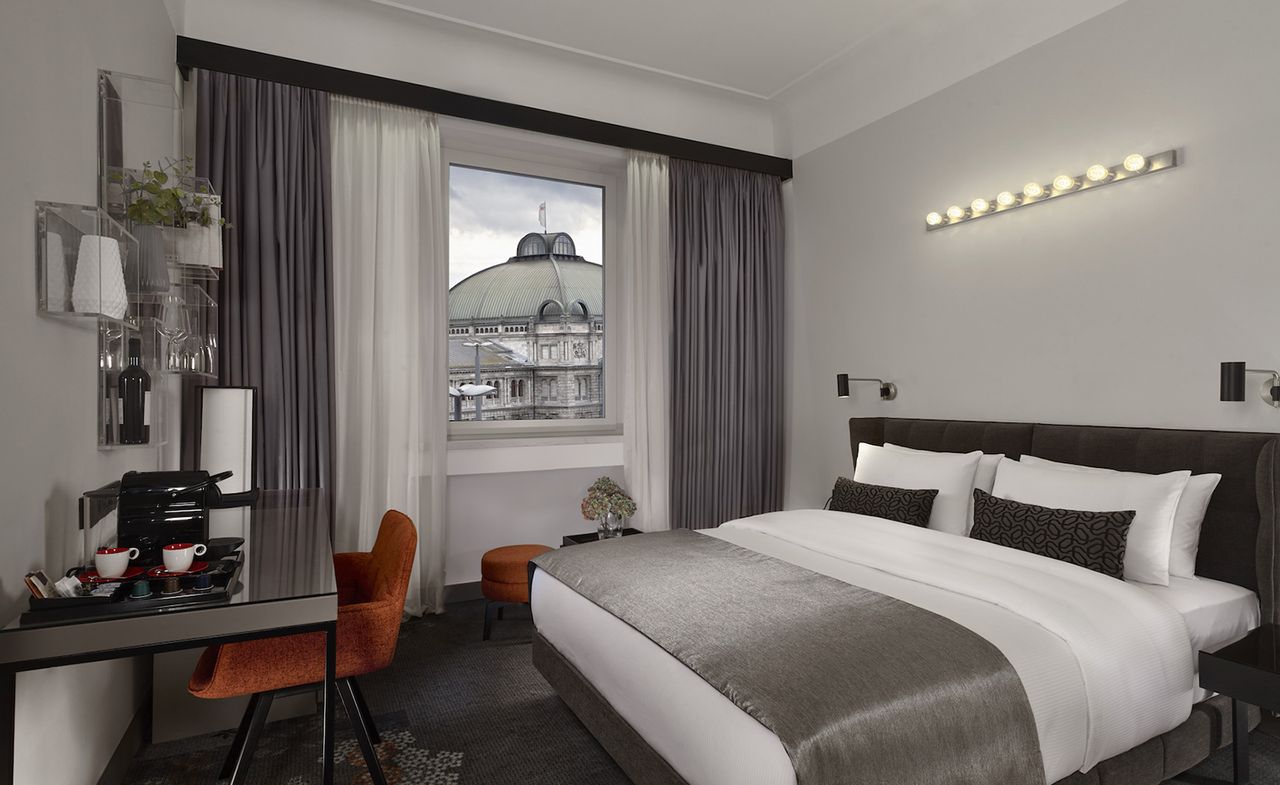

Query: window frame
left=442, top=134, right=622, bottom=441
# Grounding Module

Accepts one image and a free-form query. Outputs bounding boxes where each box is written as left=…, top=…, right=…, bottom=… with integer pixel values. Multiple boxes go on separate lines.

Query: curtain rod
left=176, top=37, right=793, bottom=181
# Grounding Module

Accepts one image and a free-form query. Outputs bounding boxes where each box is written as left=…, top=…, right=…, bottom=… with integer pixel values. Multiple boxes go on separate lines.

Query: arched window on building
left=538, top=300, right=563, bottom=320
left=518, top=234, right=547, bottom=256
left=551, top=234, right=576, bottom=256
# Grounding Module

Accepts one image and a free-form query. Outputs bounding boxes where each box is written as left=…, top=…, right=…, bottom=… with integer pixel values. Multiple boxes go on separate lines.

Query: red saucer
left=147, top=562, right=209, bottom=578
left=78, top=566, right=144, bottom=584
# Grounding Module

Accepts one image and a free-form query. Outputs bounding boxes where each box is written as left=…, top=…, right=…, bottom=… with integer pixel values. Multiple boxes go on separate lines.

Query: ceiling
left=366, top=0, right=919, bottom=99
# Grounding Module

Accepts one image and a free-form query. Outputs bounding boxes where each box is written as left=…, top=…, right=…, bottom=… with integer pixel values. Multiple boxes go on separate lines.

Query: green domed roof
left=449, top=233, right=602, bottom=323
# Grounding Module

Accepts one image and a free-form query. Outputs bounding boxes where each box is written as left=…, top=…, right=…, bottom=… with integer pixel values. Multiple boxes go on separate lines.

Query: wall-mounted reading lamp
left=1220, top=361, right=1280, bottom=408
left=836, top=373, right=897, bottom=401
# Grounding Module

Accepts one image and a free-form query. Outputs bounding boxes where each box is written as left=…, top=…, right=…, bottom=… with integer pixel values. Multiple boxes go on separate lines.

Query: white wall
left=0, top=2, right=176, bottom=782
left=769, top=0, right=1126, bottom=158
left=175, top=0, right=776, bottom=157
left=784, top=0, right=1280, bottom=508
left=447, top=466, right=624, bottom=585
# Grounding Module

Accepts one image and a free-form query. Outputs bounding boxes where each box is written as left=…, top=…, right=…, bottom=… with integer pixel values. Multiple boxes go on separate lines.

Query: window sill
left=446, top=435, right=624, bottom=476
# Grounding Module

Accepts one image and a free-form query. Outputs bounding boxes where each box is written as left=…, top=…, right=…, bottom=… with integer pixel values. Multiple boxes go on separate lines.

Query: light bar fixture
left=924, top=149, right=1179, bottom=231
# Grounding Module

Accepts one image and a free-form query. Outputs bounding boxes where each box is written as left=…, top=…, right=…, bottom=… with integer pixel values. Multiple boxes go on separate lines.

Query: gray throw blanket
left=533, top=529, right=1044, bottom=785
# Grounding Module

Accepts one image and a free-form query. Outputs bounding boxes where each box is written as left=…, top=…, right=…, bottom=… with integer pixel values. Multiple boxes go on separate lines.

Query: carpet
left=125, top=600, right=1272, bottom=784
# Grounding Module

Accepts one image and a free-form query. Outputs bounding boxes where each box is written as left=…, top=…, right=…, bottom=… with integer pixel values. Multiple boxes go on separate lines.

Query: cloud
left=450, top=165, right=603, bottom=286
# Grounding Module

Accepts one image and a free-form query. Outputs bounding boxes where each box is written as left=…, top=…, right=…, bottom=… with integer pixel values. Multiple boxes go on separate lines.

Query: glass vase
left=597, top=512, right=626, bottom=539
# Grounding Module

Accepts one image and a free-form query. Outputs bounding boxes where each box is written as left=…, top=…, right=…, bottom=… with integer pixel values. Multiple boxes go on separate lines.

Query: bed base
left=534, top=631, right=1259, bottom=785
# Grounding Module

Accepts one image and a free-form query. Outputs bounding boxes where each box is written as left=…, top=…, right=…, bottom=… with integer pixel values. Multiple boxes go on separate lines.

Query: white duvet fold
left=714, top=510, right=1196, bottom=771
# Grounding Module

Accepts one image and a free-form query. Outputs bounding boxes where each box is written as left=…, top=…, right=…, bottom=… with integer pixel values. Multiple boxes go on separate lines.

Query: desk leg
left=1, top=669, right=14, bottom=785
left=322, top=621, right=337, bottom=785
left=1233, top=698, right=1251, bottom=785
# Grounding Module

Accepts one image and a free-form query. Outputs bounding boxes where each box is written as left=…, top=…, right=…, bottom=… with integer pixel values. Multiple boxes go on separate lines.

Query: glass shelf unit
left=89, top=69, right=223, bottom=449
left=35, top=202, right=139, bottom=325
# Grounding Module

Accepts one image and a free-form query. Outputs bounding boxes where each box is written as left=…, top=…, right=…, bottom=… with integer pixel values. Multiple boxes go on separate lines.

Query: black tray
left=20, top=556, right=243, bottom=627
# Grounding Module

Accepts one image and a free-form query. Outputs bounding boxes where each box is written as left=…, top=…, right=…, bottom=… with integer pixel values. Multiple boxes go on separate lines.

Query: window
left=444, top=136, right=619, bottom=437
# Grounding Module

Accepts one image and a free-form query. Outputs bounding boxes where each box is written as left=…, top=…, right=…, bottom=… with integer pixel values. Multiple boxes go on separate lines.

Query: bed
left=530, top=418, right=1280, bottom=785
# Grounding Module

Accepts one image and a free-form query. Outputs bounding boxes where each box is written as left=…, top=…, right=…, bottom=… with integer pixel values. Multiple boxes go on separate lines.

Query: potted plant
left=580, top=477, right=637, bottom=539
left=116, top=157, right=228, bottom=283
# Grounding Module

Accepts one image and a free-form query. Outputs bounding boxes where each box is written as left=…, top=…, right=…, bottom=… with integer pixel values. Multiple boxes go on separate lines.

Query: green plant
left=115, top=157, right=228, bottom=228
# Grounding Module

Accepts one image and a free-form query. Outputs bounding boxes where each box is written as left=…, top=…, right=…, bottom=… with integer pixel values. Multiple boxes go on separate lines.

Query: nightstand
left=1198, top=624, right=1280, bottom=784
left=561, top=528, right=643, bottom=546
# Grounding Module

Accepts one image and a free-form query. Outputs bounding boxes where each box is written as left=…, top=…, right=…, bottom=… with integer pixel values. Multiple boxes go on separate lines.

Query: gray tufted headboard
left=849, top=417, right=1280, bottom=624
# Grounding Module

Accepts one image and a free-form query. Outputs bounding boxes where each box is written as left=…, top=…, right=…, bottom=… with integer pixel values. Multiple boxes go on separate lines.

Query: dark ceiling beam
left=176, top=36, right=792, bottom=180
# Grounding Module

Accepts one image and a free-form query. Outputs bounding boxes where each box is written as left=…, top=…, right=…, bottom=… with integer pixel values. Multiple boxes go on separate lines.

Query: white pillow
left=991, top=458, right=1191, bottom=586
left=884, top=444, right=1004, bottom=493
left=1019, top=455, right=1220, bottom=578
left=883, top=444, right=1005, bottom=529
left=854, top=443, right=982, bottom=535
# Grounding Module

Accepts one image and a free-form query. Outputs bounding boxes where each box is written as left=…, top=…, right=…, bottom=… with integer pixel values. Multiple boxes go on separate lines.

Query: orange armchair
left=189, top=510, right=417, bottom=785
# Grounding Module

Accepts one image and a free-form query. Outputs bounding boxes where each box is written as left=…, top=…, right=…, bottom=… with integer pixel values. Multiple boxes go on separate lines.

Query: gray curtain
left=669, top=159, right=785, bottom=529
left=193, top=70, right=335, bottom=494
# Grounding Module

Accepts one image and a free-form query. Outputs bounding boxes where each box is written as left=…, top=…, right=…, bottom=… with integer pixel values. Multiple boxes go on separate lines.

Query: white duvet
left=532, top=510, right=1197, bottom=784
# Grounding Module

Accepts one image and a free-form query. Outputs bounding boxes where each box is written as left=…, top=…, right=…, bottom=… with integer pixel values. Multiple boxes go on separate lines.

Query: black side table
left=1199, top=625, right=1280, bottom=784
left=561, top=528, right=643, bottom=547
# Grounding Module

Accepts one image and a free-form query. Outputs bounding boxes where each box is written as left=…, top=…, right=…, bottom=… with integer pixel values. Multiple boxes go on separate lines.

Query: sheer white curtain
left=622, top=151, right=672, bottom=531
left=330, top=96, right=448, bottom=614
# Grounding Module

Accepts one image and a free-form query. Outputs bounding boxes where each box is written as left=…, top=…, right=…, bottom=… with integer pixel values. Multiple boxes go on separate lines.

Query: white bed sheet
left=531, top=511, right=1200, bottom=785
left=1135, top=575, right=1260, bottom=700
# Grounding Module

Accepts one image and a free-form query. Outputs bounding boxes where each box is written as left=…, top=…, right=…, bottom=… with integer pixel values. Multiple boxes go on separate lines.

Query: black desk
left=1199, top=624, right=1280, bottom=785
left=0, top=489, right=339, bottom=785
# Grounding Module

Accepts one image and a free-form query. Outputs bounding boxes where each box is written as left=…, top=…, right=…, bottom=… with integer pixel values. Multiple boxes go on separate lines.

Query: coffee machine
left=115, top=470, right=234, bottom=566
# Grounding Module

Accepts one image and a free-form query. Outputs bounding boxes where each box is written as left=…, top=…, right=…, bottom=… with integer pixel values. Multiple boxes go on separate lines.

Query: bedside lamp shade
left=1221, top=362, right=1247, bottom=402
left=836, top=373, right=850, bottom=398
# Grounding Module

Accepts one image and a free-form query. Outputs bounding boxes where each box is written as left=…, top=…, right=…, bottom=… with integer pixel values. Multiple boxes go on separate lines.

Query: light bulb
left=1086, top=164, right=1110, bottom=182
left=1123, top=153, right=1147, bottom=172
left=970, top=198, right=990, bottom=214
left=1023, top=182, right=1044, bottom=199
left=996, top=191, right=1018, bottom=207
left=1053, top=174, right=1077, bottom=192
left=946, top=205, right=966, bottom=221
left=925, top=211, right=943, bottom=226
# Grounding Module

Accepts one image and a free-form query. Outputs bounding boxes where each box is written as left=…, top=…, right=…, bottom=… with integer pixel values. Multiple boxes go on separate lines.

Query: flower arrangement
left=580, top=476, right=637, bottom=521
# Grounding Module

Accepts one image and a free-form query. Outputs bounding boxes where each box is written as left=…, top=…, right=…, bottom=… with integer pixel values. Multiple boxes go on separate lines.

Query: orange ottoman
left=481, top=544, right=551, bottom=640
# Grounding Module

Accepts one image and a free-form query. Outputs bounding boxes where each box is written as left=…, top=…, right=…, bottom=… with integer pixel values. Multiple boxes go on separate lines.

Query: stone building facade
left=448, top=232, right=603, bottom=420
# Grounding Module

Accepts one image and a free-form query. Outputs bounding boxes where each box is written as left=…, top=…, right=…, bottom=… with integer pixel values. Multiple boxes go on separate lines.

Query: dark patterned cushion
left=970, top=489, right=1134, bottom=579
left=829, top=477, right=937, bottom=527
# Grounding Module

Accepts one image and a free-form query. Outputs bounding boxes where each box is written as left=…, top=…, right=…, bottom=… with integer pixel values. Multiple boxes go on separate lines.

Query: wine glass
left=158, top=291, right=186, bottom=370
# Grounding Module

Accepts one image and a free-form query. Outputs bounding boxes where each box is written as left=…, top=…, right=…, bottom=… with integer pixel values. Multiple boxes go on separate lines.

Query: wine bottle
left=118, top=337, right=150, bottom=444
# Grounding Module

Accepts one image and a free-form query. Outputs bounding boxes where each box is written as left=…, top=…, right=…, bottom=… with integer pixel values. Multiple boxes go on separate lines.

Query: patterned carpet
left=125, top=600, right=1272, bottom=784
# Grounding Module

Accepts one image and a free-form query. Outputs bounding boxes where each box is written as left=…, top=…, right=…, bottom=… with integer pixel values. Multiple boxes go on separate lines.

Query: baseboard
left=96, top=699, right=149, bottom=785
left=444, top=580, right=483, bottom=604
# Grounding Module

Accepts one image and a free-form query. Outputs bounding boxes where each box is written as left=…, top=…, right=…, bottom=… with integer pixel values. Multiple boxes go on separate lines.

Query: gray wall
left=784, top=0, right=1280, bottom=508
left=0, top=1, right=176, bottom=782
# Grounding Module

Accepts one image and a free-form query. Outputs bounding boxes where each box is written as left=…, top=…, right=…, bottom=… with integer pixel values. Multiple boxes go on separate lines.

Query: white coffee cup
left=94, top=546, right=140, bottom=579
left=161, top=542, right=207, bottom=573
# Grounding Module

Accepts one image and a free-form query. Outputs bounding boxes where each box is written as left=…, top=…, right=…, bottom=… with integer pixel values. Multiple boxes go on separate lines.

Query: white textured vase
left=71, top=235, right=128, bottom=320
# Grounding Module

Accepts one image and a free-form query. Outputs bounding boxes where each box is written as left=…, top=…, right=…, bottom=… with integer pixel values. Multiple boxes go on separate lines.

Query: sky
left=449, top=165, right=604, bottom=287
